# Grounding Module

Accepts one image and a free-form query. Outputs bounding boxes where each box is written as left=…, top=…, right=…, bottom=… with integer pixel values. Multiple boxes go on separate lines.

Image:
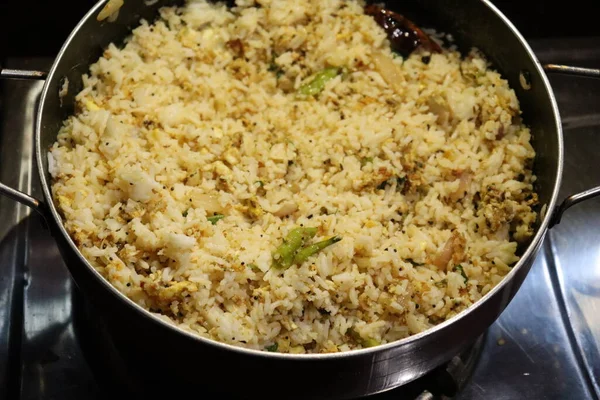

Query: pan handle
left=0, top=68, right=49, bottom=219
left=0, top=183, right=47, bottom=216
left=542, top=64, right=600, bottom=228
left=0, top=68, right=48, bottom=80
left=549, top=187, right=600, bottom=228
left=543, top=64, right=600, bottom=79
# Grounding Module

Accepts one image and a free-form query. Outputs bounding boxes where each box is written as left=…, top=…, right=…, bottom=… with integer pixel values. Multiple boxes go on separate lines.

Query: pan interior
left=36, top=0, right=561, bottom=353
left=39, top=0, right=560, bottom=252
left=381, top=0, right=561, bottom=243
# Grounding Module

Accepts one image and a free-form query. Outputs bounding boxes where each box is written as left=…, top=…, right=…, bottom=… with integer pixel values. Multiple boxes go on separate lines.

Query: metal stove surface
left=1, top=37, right=600, bottom=400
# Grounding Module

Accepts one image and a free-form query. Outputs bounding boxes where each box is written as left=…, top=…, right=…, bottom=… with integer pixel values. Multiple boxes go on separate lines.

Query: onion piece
left=97, top=0, right=124, bottom=22
left=449, top=172, right=472, bottom=202
left=493, top=223, right=510, bottom=241
left=427, top=95, right=451, bottom=125
left=272, top=201, right=298, bottom=218
left=432, top=232, right=465, bottom=270
left=191, top=192, right=223, bottom=214
left=372, top=52, right=404, bottom=94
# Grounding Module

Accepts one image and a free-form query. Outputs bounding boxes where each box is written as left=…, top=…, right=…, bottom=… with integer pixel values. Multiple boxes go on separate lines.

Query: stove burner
left=370, top=336, right=484, bottom=400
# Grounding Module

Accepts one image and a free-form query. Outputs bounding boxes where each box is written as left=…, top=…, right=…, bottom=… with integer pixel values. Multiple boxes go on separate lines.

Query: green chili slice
left=298, top=67, right=341, bottom=96
left=207, top=214, right=225, bottom=225
left=272, top=227, right=318, bottom=269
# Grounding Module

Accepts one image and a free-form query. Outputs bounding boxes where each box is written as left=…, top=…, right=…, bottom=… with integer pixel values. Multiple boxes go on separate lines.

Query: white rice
left=49, top=0, right=538, bottom=353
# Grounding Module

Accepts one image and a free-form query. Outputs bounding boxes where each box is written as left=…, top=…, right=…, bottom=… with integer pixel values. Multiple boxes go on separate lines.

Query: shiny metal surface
left=0, top=181, right=44, bottom=215
left=540, top=38, right=600, bottom=396
left=0, top=65, right=46, bottom=217
left=1, top=0, right=598, bottom=398
left=549, top=185, right=600, bottom=227
left=456, top=246, right=595, bottom=399
left=0, top=66, right=38, bottom=400
left=0, top=59, right=99, bottom=400
left=543, top=63, right=600, bottom=78
left=455, top=38, right=600, bottom=400
left=0, top=58, right=101, bottom=400
left=21, top=216, right=100, bottom=400
left=3, top=38, right=600, bottom=398
left=0, top=69, right=47, bottom=80
left=27, top=0, right=566, bottom=397
left=543, top=62, right=600, bottom=228
left=0, top=59, right=47, bottom=399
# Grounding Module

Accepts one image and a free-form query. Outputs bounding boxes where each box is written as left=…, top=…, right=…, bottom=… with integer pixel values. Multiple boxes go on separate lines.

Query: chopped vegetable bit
left=396, top=176, right=406, bottom=188
left=271, top=227, right=342, bottom=269
left=268, top=59, right=284, bottom=78
left=241, top=197, right=263, bottom=220
left=293, top=236, right=342, bottom=264
left=377, top=175, right=407, bottom=191
left=454, top=264, right=468, bottom=283
left=298, top=67, right=341, bottom=96
left=347, top=328, right=380, bottom=348
left=434, top=279, right=448, bottom=288
left=360, top=157, right=374, bottom=166
left=272, top=227, right=317, bottom=269
left=247, top=263, right=260, bottom=271
left=182, top=209, right=189, bottom=217
left=255, top=180, right=264, bottom=187
left=362, top=338, right=381, bottom=348
left=207, top=214, right=225, bottom=225
left=265, top=343, right=278, bottom=352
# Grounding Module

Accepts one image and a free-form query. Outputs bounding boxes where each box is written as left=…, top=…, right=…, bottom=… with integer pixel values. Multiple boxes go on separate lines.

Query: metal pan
left=1, top=0, right=599, bottom=398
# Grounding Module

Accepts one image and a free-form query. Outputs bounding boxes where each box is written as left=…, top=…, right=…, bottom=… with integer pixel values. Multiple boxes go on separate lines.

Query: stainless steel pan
left=2, top=0, right=600, bottom=398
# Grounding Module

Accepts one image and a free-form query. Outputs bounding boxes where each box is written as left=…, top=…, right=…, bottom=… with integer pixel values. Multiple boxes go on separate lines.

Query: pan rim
left=35, top=0, right=564, bottom=361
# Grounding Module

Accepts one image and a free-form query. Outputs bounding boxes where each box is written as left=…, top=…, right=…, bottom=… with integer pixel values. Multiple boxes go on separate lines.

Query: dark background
left=0, top=0, right=599, bottom=59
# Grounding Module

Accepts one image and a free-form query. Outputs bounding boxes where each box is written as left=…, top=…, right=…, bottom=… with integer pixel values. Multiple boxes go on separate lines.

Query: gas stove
left=1, top=37, right=600, bottom=400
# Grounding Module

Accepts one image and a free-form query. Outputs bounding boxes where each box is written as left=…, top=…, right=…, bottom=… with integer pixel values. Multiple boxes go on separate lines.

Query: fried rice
left=48, top=0, right=538, bottom=353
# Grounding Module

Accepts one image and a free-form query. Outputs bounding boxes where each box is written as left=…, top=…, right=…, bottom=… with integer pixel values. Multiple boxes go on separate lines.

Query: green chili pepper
left=434, top=279, right=448, bottom=288
left=362, top=338, right=381, bottom=348
left=265, top=343, right=278, bottom=352
left=347, top=328, right=380, bottom=348
left=207, top=214, right=225, bottom=225
left=396, top=176, right=406, bottom=188
left=298, top=67, right=341, bottom=96
left=272, top=227, right=318, bottom=269
left=454, top=264, right=468, bottom=283
left=268, top=54, right=284, bottom=79
left=293, top=235, right=342, bottom=265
